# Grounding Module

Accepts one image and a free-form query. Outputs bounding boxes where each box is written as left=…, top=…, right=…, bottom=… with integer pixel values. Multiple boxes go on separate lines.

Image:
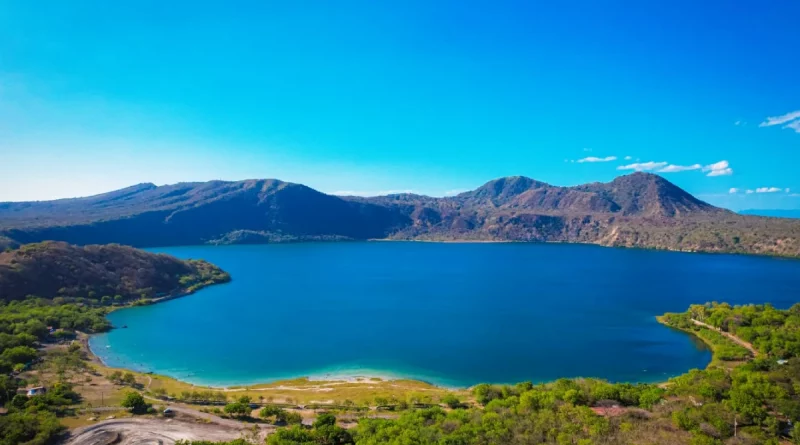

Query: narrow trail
left=691, top=319, right=760, bottom=357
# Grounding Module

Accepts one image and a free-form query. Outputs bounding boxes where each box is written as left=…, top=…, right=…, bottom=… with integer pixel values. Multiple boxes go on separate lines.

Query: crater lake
left=89, top=242, right=800, bottom=387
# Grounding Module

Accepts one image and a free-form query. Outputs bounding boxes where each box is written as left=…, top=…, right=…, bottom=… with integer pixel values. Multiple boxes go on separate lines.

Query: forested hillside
left=0, top=241, right=230, bottom=301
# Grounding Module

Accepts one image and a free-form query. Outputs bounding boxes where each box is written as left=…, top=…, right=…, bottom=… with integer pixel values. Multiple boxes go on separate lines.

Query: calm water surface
left=90, top=243, right=800, bottom=387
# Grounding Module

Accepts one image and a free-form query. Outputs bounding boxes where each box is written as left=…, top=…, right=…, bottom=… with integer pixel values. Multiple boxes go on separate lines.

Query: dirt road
left=691, top=319, right=759, bottom=357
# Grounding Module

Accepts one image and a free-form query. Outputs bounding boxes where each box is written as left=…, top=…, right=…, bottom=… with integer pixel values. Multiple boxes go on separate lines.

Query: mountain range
left=1, top=173, right=799, bottom=257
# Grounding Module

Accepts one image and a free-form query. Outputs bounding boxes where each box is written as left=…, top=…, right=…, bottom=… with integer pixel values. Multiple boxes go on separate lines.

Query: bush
left=121, top=391, right=150, bottom=414
left=441, top=394, right=461, bottom=409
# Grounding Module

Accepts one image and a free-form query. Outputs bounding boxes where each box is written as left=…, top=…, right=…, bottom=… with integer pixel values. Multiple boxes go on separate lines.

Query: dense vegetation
left=0, top=241, right=230, bottom=301
left=0, top=243, right=231, bottom=444
left=0, top=298, right=112, bottom=444
left=2, top=173, right=799, bottom=256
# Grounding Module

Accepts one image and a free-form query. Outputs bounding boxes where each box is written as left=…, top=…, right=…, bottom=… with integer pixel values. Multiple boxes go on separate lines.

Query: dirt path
left=142, top=395, right=266, bottom=429
left=691, top=319, right=760, bottom=357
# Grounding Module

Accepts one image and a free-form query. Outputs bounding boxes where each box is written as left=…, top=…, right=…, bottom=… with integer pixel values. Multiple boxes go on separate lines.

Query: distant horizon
left=2, top=1, right=799, bottom=211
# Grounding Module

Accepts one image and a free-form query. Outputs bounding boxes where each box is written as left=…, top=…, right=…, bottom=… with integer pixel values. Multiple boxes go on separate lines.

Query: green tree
left=122, top=372, right=137, bottom=386
left=121, top=391, right=149, bottom=414
left=441, top=394, right=461, bottom=409
left=313, top=413, right=336, bottom=428
left=223, top=402, right=250, bottom=418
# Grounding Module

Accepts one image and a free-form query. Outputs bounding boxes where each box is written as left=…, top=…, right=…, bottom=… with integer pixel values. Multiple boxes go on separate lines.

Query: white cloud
left=703, top=160, right=733, bottom=177
left=755, top=187, right=782, bottom=193
left=617, top=161, right=668, bottom=171
left=624, top=156, right=633, bottom=160
left=658, top=163, right=702, bottom=173
left=729, top=188, right=739, bottom=194
left=784, top=119, right=800, bottom=133
left=734, top=120, right=742, bottom=126
left=577, top=156, right=617, bottom=163
left=746, top=190, right=754, bottom=194
left=620, top=159, right=733, bottom=176
left=786, top=188, right=791, bottom=193
left=760, top=110, right=800, bottom=127
left=331, top=189, right=415, bottom=197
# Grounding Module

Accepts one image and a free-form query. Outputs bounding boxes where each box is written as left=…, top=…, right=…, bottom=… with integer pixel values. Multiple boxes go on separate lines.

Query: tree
left=314, top=413, right=336, bottom=428
left=109, top=370, right=122, bottom=383
left=638, top=387, right=664, bottom=409
left=223, top=402, right=251, bottom=418
left=122, top=372, right=137, bottom=386
left=121, top=391, right=149, bottom=414
left=1, top=346, right=37, bottom=365
left=260, top=405, right=282, bottom=419
left=473, top=383, right=502, bottom=405
left=441, top=394, right=461, bottom=409
left=267, top=426, right=316, bottom=445
left=278, top=410, right=302, bottom=425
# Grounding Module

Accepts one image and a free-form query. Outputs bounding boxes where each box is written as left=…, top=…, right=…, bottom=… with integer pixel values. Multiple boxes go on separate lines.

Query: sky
left=1, top=0, right=799, bottom=210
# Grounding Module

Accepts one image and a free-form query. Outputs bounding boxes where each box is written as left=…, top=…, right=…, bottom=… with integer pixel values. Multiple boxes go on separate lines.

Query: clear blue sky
left=1, top=0, right=798, bottom=210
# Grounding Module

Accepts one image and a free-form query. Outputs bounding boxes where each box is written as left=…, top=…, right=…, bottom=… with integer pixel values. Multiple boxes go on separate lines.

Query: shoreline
left=148, top=239, right=800, bottom=261
left=655, top=315, right=729, bottom=370
left=84, top=276, right=720, bottom=396
left=88, top=334, right=463, bottom=391
left=86, top=322, right=698, bottom=394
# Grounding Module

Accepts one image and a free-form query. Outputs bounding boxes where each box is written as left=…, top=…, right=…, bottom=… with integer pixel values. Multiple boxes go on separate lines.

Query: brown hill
left=0, top=241, right=230, bottom=301
left=0, top=173, right=798, bottom=257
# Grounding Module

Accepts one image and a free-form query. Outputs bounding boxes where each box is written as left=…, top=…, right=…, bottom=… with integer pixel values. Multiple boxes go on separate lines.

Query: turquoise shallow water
left=90, top=243, right=800, bottom=387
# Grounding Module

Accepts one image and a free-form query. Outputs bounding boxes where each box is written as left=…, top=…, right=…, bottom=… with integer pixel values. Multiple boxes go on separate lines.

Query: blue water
left=90, top=243, right=800, bottom=387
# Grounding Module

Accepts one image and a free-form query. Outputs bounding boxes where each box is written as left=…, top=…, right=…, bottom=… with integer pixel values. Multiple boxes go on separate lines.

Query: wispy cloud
left=583, top=147, right=592, bottom=152
left=729, top=188, right=739, bottom=194
left=785, top=119, right=800, bottom=133
left=746, top=190, right=754, bottom=194
left=623, top=156, right=632, bottom=160
left=759, top=110, right=800, bottom=133
left=332, top=189, right=415, bottom=197
left=618, top=159, right=732, bottom=176
left=617, top=161, right=668, bottom=172
left=577, top=156, right=617, bottom=163
left=755, top=187, right=783, bottom=193
left=658, top=163, right=702, bottom=173
left=703, top=160, right=733, bottom=177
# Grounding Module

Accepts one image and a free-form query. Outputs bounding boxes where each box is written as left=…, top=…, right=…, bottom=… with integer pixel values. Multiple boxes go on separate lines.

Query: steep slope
left=1, top=173, right=798, bottom=257
left=0, top=241, right=230, bottom=301
left=574, top=172, right=722, bottom=217
left=0, top=179, right=409, bottom=246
